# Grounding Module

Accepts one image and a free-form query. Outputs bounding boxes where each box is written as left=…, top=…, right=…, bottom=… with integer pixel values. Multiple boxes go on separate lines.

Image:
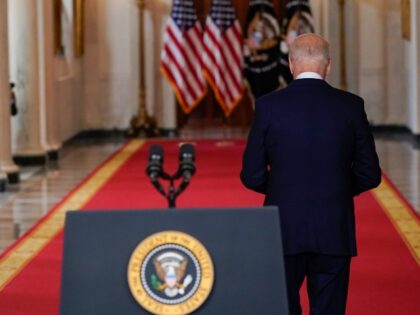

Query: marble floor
left=0, top=132, right=419, bottom=253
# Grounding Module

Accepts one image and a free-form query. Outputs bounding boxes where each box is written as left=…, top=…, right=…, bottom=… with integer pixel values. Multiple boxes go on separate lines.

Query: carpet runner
left=0, top=139, right=419, bottom=314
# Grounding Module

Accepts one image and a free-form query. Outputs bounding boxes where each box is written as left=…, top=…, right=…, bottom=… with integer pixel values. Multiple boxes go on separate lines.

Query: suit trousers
left=284, top=254, right=351, bottom=315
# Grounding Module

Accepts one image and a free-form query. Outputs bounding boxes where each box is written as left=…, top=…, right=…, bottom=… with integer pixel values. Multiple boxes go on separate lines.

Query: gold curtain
left=401, top=0, right=411, bottom=40
left=53, top=0, right=85, bottom=57
left=53, top=0, right=63, bottom=55
left=74, top=0, right=85, bottom=57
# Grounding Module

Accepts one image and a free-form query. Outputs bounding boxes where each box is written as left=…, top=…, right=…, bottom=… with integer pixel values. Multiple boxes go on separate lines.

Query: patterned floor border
left=371, top=175, right=420, bottom=266
left=0, top=140, right=144, bottom=291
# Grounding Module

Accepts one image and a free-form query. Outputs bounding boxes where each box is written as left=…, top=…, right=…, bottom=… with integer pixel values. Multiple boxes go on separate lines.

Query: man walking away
left=240, top=34, right=381, bottom=315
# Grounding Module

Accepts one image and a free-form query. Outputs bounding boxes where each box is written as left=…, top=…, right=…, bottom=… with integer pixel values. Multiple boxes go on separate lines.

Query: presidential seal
left=127, top=231, right=214, bottom=315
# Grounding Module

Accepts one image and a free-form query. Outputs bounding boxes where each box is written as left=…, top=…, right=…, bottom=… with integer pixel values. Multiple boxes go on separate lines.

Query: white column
left=358, top=0, right=387, bottom=124
left=147, top=0, right=177, bottom=133
left=406, top=0, right=420, bottom=134
left=158, top=0, right=177, bottom=133
left=382, top=0, right=407, bottom=126
left=8, top=0, right=46, bottom=165
left=38, top=0, right=62, bottom=159
left=0, top=0, right=19, bottom=186
left=324, top=0, right=340, bottom=87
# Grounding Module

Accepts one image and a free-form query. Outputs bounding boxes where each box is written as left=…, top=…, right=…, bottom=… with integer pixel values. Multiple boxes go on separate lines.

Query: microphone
left=146, top=144, right=164, bottom=182
left=145, top=143, right=196, bottom=208
left=176, top=143, right=196, bottom=181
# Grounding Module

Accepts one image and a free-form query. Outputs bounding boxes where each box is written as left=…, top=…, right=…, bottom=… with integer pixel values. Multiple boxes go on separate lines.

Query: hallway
left=0, top=133, right=419, bottom=253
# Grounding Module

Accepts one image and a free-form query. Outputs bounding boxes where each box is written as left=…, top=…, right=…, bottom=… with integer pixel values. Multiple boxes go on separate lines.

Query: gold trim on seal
left=127, top=231, right=214, bottom=315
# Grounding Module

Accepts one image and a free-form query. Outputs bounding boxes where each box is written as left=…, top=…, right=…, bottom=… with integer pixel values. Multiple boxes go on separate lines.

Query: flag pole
left=127, top=0, right=157, bottom=137
left=338, top=0, right=347, bottom=91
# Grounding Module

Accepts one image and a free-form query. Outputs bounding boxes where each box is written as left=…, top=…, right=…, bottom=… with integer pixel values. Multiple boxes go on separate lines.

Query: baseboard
left=67, top=128, right=178, bottom=144
left=371, top=124, right=420, bottom=149
left=415, top=134, right=420, bottom=148
left=0, top=179, right=6, bottom=192
left=47, top=149, right=59, bottom=161
left=65, top=129, right=126, bottom=145
left=158, top=128, right=178, bottom=138
left=7, top=172, right=20, bottom=184
left=65, top=126, right=418, bottom=148
left=370, top=124, right=411, bottom=134
left=13, top=154, right=46, bottom=166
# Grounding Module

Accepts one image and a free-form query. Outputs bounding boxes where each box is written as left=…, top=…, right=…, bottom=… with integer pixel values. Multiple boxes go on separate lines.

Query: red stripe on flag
left=167, top=27, right=205, bottom=92
left=203, top=24, right=236, bottom=101
left=188, top=24, right=205, bottom=62
left=163, top=44, right=199, bottom=101
left=161, top=63, right=190, bottom=110
left=202, top=13, right=244, bottom=116
left=223, top=29, right=242, bottom=75
left=232, top=22, right=243, bottom=48
left=161, top=17, right=206, bottom=113
left=203, top=43, right=234, bottom=105
left=221, top=31, right=243, bottom=91
left=203, top=59, right=231, bottom=107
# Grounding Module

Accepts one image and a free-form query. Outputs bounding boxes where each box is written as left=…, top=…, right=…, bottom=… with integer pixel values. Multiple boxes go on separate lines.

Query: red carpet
left=0, top=139, right=419, bottom=314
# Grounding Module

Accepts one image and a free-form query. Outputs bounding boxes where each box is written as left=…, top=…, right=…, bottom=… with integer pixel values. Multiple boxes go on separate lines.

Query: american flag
left=203, top=0, right=244, bottom=117
left=161, top=0, right=206, bottom=113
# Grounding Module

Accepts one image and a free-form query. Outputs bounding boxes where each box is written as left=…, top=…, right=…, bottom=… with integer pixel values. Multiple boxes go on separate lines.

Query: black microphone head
left=149, top=144, right=164, bottom=162
left=176, top=143, right=196, bottom=178
left=146, top=144, right=164, bottom=178
left=179, top=143, right=195, bottom=161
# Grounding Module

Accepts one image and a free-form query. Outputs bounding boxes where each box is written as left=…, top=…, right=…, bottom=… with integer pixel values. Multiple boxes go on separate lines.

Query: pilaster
left=38, top=0, right=62, bottom=160
left=405, top=0, right=419, bottom=135
left=8, top=0, right=46, bottom=166
left=0, top=0, right=20, bottom=184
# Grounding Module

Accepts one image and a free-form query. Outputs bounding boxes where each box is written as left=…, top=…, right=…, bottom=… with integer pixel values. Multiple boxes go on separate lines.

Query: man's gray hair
left=289, top=34, right=330, bottom=65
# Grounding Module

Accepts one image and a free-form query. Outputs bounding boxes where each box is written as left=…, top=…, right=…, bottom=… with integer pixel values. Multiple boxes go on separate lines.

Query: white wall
left=358, top=0, right=387, bottom=123
left=70, top=0, right=420, bottom=135
left=385, top=0, right=407, bottom=125
left=83, top=0, right=139, bottom=130
left=357, top=0, right=410, bottom=127
left=145, top=0, right=177, bottom=130
left=321, top=0, right=411, bottom=128
left=82, top=0, right=176, bottom=131
left=8, top=0, right=419, bottom=144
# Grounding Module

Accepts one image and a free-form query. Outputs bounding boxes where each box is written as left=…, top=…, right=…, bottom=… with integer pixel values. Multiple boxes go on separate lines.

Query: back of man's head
left=289, top=34, right=331, bottom=78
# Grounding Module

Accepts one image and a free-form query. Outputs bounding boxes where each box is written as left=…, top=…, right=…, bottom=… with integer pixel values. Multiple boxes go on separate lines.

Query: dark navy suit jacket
left=240, top=79, right=381, bottom=257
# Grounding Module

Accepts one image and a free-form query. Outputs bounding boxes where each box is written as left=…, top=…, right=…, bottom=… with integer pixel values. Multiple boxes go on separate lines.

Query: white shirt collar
left=295, top=72, right=323, bottom=80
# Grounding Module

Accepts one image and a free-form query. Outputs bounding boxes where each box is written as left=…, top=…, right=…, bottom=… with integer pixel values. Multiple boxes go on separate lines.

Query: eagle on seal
left=151, top=251, right=192, bottom=297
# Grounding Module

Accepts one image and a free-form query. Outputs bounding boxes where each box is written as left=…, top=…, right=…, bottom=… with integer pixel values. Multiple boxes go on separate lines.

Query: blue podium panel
left=60, top=207, right=288, bottom=315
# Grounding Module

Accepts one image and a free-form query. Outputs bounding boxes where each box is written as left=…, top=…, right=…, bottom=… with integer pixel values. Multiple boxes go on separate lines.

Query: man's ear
left=325, top=58, right=332, bottom=77
left=289, top=57, right=294, bottom=75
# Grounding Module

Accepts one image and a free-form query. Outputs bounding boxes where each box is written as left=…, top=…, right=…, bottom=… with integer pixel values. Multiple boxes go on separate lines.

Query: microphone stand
left=152, top=172, right=192, bottom=208
left=168, top=178, right=176, bottom=208
left=147, top=143, right=195, bottom=208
